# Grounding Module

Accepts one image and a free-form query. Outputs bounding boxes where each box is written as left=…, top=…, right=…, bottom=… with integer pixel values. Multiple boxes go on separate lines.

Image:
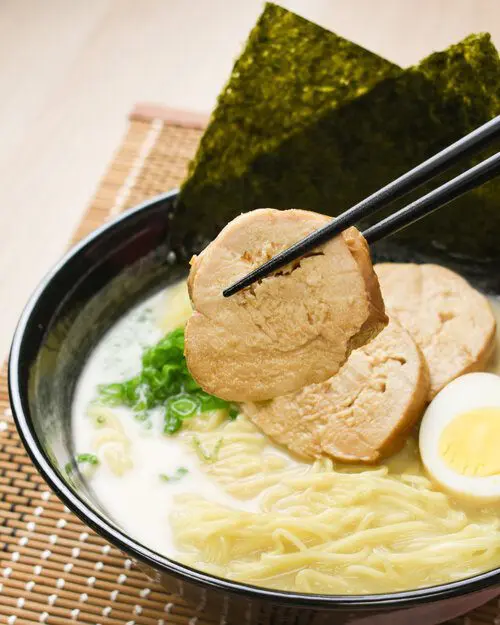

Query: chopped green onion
left=65, top=453, right=99, bottom=478
left=76, top=453, right=99, bottom=466
left=98, top=382, right=123, bottom=405
left=192, top=436, right=223, bottom=463
left=97, top=328, right=239, bottom=435
left=228, top=404, right=239, bottom=420
left=195, top=391, right=229, bottom=412
left=159, top=467, right=189, bottom=482
left=164, top=409, right=182, bottom=435
left=98, top=377, right=140, bottom=407
left=168, top=394, right=200, bottom=419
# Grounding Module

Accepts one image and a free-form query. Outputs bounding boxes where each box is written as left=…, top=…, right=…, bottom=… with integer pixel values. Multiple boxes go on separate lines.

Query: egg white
left=419, top=372, right=500, bottom=501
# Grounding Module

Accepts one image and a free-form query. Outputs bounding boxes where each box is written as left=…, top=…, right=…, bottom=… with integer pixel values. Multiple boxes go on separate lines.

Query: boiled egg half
left=419, top=372, right=500, bottom=502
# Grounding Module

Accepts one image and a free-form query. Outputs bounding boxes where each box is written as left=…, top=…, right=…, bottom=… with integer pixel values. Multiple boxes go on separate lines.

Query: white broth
left=72, top=282, right=500, bottom=594
left=72, top=287, right=258, bottom=557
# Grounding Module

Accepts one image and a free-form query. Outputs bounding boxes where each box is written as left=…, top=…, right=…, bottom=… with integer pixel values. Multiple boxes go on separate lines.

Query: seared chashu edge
left=376, top=263, right=496, bottom=400
left=243, top=318, right=430, bottom=463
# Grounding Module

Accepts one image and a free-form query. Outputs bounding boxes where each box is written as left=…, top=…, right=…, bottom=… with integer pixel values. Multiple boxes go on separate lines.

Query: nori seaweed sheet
left=178, top=5, right=500, bottom=267
left=371, top=33, right=500, bottom=263
left=179, top=3, right=400, bottom=228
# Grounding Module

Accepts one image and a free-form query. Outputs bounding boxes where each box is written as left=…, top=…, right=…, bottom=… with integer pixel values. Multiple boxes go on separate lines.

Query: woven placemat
left=1, top=103, right=499, bottom=625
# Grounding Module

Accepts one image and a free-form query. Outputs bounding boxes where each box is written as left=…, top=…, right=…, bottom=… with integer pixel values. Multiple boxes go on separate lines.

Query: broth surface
left=73, top=290, right=258, bottom=557
left=72, top=283, right=500, bottom=594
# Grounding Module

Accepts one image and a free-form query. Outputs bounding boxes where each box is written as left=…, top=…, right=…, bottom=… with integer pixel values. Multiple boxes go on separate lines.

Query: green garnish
left=98, top=328, right=239, bottom=434
left=159, top=467, right=189, bottom=482
left=169, top=394, right=200, bottom=418
left=193, top=436, right=224, bottom=463
left=164, top=410, right=182, bottom=435
left=228, top=404, right=239, bottom=420
left=76, top=453, right=99, bottom=466
left=64, top=453, right=99, bottom=477
left=98, top=378, right=141, bottom=407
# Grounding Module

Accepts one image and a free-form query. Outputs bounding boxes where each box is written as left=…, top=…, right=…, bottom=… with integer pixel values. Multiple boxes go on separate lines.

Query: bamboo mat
left=1, top=103, right=499, bottom=625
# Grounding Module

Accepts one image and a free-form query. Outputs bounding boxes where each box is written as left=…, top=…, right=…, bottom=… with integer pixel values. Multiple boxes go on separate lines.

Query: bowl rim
left=8, top=190, right=500, bottom=610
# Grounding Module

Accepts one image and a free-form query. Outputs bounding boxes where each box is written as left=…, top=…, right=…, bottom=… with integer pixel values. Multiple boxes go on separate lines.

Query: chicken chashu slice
left=375, top=263, right=496, bottom=400
left=185, top=208, right=387, bottom=402
left=243, top=319, right=429, bottom=463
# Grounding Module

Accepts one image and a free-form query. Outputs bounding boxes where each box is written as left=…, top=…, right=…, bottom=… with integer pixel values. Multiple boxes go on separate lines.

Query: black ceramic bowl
left=9, top=190, right=500, bottom=625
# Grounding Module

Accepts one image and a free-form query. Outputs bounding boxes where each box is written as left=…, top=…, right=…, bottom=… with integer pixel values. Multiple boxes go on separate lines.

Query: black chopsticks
left=223, top=116, right=500, bottom=298
left=363, top=151, right=500, bottom=244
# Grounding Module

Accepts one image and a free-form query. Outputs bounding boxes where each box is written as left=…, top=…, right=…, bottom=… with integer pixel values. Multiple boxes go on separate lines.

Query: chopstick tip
left=222, top=284, right=239, bottom=298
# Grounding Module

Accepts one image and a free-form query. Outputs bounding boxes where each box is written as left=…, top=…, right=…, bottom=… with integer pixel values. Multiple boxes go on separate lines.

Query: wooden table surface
left=1, top=0, right=499, bottom=361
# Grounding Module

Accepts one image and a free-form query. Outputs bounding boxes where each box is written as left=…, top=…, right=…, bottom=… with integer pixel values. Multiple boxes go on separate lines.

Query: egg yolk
left=439, top=407, right=500, bottom=477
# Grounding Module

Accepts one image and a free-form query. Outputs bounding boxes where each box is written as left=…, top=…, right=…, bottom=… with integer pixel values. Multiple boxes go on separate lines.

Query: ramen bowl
left=9, top=191, right=500, bottom=625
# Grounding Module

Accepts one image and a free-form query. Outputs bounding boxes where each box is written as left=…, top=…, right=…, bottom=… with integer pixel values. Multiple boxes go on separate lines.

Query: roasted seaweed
left=179, top=6, right=500, bottom=265
left=179, top=3, right=400, bottom=233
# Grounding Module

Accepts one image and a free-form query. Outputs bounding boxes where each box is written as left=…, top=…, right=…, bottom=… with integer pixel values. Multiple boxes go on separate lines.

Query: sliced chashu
left=242, top=318, right=429, bottom=463
left=375, top=263, right=496, bottom=400
left=185, top=208, right=387, bottom=402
